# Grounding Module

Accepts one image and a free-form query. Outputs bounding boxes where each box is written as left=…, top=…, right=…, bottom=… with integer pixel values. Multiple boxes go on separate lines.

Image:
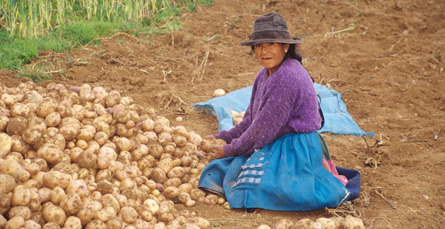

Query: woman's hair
left=285, top=44, right=303, bottom=63
left=250, top=43, right=303, bottom=64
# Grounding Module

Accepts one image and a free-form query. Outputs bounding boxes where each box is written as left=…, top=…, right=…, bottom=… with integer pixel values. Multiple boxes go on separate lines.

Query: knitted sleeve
left=223, top=72, right=300, bottom=157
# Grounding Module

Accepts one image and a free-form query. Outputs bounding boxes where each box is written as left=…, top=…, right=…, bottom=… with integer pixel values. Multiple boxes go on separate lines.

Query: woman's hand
left=209, top=145, right=226, bottom=159
left=204, top=135, right=216, bottom=140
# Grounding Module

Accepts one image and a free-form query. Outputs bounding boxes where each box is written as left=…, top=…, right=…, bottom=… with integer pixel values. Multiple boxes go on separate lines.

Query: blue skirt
left=198, top=132, right=351, bottom=211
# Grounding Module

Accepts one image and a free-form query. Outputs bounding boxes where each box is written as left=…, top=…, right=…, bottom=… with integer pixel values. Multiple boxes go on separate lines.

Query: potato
left=105, top=216, right=123, bottom=229
left=58, top=102, right=75, bottom=118
left=0, top=132, right=12, bottom=154
left=344, top=215, right=365, bottom=229
left=5, top=216, right=25, bottom=229
left=27, top=188, right=41, bottom=212
left=64, top=216, right=82, bottom=229
left=24, top=219, right=41, bottom=229
left=36, top=97, right=58, bottom=118
left=190, top=189, right=206, bottom=200
left=38, top=188, right=52, bottom=203
left=188, top=217, right=210, bottom=229
left=141, top=118, right=155, bottom=131
left=97, top=146, right=117, bottom=169
left=101, top=194, right=120, bottom=214
left=315, top=217, right=336, bottom=229
left=158, top=131, right=172, bottom=145
left=172, top=134, right=187, bottom=147
left=77, top=125, right=96, bottom=141
left=58, top=117, right=81, bottom=140
left=93, top=131, right=109, bottom=146
left=105, top=91, right=121, bottom=108
left=45, top=112, right=62, bottom=127
left=123, top=165, right=141, bottom=179
left=60, top=193, right=82, bottom=215
left=50, top=187, right=65, bottom=205
left=6, top=116, right=28, bottom=136
left=163, top=186, right=179, bottom=199
left=143, top=199, right=160, bottom=215
left=0, top=116, right=9, bottom=132
left=294, top=218, right=313, bottom=229
left=177, top=183, right=193, bottom=194
left=0, top=192, right=11, bottom=215
left=120, top=177, right=136, bottom=191
left=43, top=203, right=66, bottom=226
left=164, top=178, right=182, bottom=188
left=77, top=150, right=97, bottom=169
left=181, top=156, right=193, bottom=167
left=274, top=219, right=294, bottom=229
left=158, top=157, right=179, bottom=174
left=43, top=171, right=71, bottom=189
left=42, top=222, right=60, bottom=229
left=151, top=168, right=168, bottom=184
left=132, top=144, right=148, bottom=161
left=119, top=206, right=138, bottom=224
left=204, top=194, right=219, bottom=205
left=144, top=131, right=158, bottom=142
left=115, top=137, right=132, bottom=152
left=167, top=166, right=185, bottom=179
left=28, top=116, right=47, bottom=132
left=8, top=206, right=31, bottom=221
left=37, top=143, right=64, bottom=164
left=113, top=109, right=131, bottom=123
left=0, top=174, right=16, bottom=193
left=92, top=87, right=108, bottom=100
left=11, top=185, right=31, bottom=206
left=178, top=192, right=191, bottom=204
left=76, top=205, right=95, bottom=226
left=94, top=206, right=116, bottom=222
left=85, top=219, right=107, bottom=229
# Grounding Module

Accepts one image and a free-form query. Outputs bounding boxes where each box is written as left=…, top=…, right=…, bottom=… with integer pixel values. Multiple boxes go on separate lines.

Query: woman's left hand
left=209, top=145, right=226, bottom=159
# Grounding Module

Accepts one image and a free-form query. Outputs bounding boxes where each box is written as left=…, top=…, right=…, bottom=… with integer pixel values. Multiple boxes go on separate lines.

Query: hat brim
left=240, top=37, right=303, bottom=46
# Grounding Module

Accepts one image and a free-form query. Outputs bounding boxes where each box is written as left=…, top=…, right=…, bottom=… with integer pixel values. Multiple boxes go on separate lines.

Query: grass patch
left=0, top=0, right=215, bottom=81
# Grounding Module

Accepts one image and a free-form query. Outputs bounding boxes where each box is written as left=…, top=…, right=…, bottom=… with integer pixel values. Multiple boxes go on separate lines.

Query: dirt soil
left=1, top=0, right=444, bottom=228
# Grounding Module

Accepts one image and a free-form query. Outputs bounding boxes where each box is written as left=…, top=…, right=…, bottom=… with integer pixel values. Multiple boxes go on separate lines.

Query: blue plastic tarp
left=193, top=83, right=374, bottom=137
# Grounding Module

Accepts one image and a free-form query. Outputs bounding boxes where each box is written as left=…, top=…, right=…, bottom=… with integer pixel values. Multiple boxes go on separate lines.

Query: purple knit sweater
left=214, top=58, right=321, bottom=157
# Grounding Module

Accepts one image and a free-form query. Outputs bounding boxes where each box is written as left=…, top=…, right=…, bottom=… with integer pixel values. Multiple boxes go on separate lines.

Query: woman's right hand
left=204, top=135, right=215, bottom=140
left=209, top=145, right=226, bottom=159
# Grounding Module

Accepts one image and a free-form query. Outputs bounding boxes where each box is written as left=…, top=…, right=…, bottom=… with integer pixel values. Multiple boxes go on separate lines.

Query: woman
left=198, top=12, right=351, bottom=211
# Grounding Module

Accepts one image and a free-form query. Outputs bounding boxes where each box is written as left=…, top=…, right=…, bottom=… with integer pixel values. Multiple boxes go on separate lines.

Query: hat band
left=249, top=30, right=293, bottom=41
left=253, top=21, right=288, bottom=32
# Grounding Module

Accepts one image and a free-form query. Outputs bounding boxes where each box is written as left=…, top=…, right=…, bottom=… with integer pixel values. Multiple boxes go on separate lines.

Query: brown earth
left=1, top=0, right=444, bottom=228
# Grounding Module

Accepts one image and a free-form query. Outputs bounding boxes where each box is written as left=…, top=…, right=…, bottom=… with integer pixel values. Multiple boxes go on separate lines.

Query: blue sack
left=193, top=84, right=374, bottom=137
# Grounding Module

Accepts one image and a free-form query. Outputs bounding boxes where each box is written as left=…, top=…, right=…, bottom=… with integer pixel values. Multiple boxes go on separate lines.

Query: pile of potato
left=0, top=81, right=222, bottom=228
left=258, top=216, right=365, bottom=229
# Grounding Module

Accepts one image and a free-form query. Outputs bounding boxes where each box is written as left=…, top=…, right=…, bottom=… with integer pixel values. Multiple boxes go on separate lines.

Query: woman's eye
left=269, top=43, right=275, bottom=45
left=255, top=44, right=261, bottom=48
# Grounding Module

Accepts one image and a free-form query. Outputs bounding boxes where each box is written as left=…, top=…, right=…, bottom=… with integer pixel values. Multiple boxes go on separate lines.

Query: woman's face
left=254, top=43, right=289, bottom=75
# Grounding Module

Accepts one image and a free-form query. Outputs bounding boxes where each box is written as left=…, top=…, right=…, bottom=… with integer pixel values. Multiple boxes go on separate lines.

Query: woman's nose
left=261, top=44, right=271, bottom=53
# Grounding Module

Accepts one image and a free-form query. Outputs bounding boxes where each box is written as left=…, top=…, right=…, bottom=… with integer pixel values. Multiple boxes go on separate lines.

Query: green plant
left=16, top=62, right=65, bottom=82
left=0, top=0, right=214, bottom=73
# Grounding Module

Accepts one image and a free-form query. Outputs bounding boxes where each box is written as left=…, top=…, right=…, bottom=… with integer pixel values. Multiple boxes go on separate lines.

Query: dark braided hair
left=285, top=44, right=303, bottom=64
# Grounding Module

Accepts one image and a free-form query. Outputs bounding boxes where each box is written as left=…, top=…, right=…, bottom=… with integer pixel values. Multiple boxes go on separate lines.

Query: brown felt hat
left=240, top=12, right=302, bottom=46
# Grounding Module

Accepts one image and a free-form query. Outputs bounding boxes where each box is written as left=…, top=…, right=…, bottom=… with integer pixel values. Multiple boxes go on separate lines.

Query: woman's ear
left=284, top=44, right=290, bottom=52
